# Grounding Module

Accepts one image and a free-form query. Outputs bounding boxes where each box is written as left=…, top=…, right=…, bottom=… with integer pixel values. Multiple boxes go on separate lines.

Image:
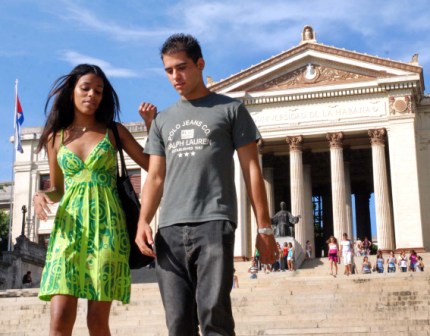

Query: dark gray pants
left=155, top=220, right=236, bottom=336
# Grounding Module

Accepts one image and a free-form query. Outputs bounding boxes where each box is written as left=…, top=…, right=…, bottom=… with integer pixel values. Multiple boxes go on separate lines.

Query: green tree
left=0, top=210, right=10, bottom=237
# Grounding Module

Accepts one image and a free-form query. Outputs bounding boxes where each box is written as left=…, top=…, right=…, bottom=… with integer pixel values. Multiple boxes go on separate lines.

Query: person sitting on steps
left=362, top=256, right=372, bottom=274
left=22, top=271, right=32, bottom=288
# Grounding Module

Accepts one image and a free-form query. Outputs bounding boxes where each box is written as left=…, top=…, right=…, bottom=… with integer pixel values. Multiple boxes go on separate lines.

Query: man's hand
left=256, top=233, right=279, bottom=265
left=135, top=221, right=156, bottom=258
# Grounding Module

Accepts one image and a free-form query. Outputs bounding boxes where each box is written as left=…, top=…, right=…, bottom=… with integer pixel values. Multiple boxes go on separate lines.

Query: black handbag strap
left=111, top=122, right=128, bottom=179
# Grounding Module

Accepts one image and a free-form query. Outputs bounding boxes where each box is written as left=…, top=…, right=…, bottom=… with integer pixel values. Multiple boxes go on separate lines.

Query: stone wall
left=0, top=236, right=46, bottom=290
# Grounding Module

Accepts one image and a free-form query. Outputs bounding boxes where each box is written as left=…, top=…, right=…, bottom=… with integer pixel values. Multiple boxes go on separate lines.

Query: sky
left=0, top=0, right=429, bottom=184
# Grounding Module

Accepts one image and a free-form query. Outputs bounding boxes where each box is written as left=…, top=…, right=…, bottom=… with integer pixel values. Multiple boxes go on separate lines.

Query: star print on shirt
left=177, top=152, right=196, bottom=158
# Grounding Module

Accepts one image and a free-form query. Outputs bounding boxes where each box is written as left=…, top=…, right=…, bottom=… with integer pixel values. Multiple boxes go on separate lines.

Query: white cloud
left=59, top=50, right=139, bottom=78
left=166, top=0, right=430, bottom=52
left=46, top=0, right=430, bottom=65
left=57, top=1, right=171, bottom=42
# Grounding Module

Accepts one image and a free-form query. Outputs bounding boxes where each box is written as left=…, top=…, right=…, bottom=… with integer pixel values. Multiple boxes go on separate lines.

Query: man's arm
left=237, top=141, right=278, bottom=265
left=135, top=154, right=166, bottom=257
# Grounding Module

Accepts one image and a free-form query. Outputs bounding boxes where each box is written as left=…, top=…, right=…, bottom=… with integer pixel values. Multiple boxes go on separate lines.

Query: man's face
left=162, top=51, right=205, bottom=100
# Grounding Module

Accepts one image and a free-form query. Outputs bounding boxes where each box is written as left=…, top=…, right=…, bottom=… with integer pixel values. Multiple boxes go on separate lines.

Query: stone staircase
left=0, top=254, right=429, bottom=336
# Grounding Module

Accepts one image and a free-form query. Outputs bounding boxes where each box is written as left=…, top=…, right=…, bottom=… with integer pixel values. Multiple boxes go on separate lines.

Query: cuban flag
left=15, top=95, right=24, bottom=153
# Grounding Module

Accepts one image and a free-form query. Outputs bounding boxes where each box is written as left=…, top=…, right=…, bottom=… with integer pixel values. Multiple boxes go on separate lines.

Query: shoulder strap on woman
left=110, top=122, right=128, bottom=178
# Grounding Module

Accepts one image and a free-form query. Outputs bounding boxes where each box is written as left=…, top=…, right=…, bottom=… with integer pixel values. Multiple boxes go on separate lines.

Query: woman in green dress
left=34, top=64, right=156, bottom=336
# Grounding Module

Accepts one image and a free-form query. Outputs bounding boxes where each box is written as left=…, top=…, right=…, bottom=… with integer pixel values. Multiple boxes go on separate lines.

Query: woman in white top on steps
left=398, top=250, right=408, bottom=272
left=340, top=233, right=353, bottom=276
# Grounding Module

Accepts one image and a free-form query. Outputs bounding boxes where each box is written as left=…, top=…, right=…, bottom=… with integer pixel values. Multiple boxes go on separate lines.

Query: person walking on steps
left=34, top=64, right=156, bottom=335
left=136, top=34, right=278, bottom=336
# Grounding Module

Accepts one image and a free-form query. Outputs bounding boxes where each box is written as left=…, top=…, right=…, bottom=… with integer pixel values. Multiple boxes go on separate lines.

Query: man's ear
left=197, top=58, right=205, bottom=71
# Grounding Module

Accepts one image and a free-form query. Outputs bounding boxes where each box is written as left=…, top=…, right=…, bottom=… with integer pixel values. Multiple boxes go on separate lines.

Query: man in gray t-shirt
left=136, top=33, right=278, bottom=336
left=145, top=92, right=259, bottom=227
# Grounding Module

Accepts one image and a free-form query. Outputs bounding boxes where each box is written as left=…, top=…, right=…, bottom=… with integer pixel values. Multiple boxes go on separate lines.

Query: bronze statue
left=271, top=202, right=300, bottom=237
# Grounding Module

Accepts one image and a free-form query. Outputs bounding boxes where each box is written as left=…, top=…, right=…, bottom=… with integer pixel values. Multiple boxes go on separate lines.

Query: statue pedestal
left=276, top=236, right=305, bottom=269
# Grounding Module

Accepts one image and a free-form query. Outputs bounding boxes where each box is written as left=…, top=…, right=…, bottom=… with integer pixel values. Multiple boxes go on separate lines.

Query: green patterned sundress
left=39, top=130, right=131, bottom=303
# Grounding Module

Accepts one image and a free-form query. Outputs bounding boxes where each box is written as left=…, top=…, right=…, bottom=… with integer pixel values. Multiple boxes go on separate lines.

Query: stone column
left=262, top=155, right=275, bottom=217
left=304, top=164, right=315, bottom=257
left=369, top=129, right=394, bottom=251
left=327, top=132, right=347, bottom=240
left=233, top=152, right=250, bottom=259
left=344, top=162, right=353, bottom=239
left=322, top=189, right=333, bottom=243
left=286, top=136, right=306, bottom=248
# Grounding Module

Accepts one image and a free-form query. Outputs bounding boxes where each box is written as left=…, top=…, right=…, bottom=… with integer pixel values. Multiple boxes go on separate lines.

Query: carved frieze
left=249, top=65, right=374, bottom=92
left=389, top=95, right=413, bottom=115
left=250, top=99, right=386, bottom=127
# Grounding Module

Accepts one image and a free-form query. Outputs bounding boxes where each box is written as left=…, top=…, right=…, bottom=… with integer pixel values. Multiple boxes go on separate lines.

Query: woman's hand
left=33, top=192, right=54, bottom=221
left=138, top=102, right=157, bottom=131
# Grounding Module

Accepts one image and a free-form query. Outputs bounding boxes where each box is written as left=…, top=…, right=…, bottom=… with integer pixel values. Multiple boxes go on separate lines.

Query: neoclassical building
left=11, top=26, right=430, bottom=259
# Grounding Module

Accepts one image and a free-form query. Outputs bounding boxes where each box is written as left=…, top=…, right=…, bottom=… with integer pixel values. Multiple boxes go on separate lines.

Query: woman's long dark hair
left=36, top=64, right=120, bottom=153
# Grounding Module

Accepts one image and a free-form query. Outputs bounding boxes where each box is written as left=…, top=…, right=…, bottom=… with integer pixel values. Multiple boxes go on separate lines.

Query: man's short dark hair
left=160, top=33, right=203, bottom=64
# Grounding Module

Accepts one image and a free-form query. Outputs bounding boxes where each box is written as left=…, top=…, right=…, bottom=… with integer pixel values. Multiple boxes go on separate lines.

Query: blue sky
left=0, top=0, right=429, bottom=183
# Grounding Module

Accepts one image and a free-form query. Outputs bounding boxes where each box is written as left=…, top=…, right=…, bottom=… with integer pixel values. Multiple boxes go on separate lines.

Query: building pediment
left=238, top=63, right=390, bottom=92
left=208, top=26, right=424, bottom=97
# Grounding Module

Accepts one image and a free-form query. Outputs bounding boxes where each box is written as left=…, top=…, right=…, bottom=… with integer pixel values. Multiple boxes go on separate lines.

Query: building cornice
left=240, top=81, right=417, bottom=106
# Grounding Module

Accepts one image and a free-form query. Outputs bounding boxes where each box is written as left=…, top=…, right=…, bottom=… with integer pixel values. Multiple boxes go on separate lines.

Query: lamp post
left=20, top=205, right=27, bottom=237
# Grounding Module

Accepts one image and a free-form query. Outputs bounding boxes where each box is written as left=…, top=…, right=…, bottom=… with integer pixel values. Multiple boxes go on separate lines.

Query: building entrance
left=262, top=140, right=378, bottom=257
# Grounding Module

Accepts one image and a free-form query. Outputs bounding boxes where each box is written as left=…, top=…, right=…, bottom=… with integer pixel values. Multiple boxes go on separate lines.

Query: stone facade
left=208, top=26, right=429, bottom=257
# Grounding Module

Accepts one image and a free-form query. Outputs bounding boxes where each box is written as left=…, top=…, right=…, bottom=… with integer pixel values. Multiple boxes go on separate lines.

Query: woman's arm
left=34, top=133, right=64, bottom=220
left=114, top=103, right=157, bottom=171
left=114, top=123, right=149, bottom=171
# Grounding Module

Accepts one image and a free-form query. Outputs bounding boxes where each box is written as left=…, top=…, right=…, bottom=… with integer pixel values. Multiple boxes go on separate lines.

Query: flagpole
left=7, top=80, right=18, bottom=251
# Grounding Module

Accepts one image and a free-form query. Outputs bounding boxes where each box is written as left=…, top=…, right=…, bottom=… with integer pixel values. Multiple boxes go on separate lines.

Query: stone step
left=3, top=322, right=430, bottom=336
left=0, top=255, right=428, bottom=336
left=2, top=294, right=428, bottom=317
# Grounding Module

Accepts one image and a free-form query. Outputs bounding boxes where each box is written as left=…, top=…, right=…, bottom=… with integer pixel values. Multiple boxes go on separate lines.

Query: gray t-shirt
left=144, top=92, right=260, bottom=228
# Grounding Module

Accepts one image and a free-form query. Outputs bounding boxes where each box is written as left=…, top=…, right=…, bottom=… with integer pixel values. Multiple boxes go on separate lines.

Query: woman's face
left=73, top=73, right=104, bottom=117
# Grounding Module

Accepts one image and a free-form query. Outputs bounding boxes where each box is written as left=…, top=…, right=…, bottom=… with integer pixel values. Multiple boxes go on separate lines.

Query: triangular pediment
left=237, top=63, right=390, bottom=92
left=208, top=41, right=423, bottom=95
